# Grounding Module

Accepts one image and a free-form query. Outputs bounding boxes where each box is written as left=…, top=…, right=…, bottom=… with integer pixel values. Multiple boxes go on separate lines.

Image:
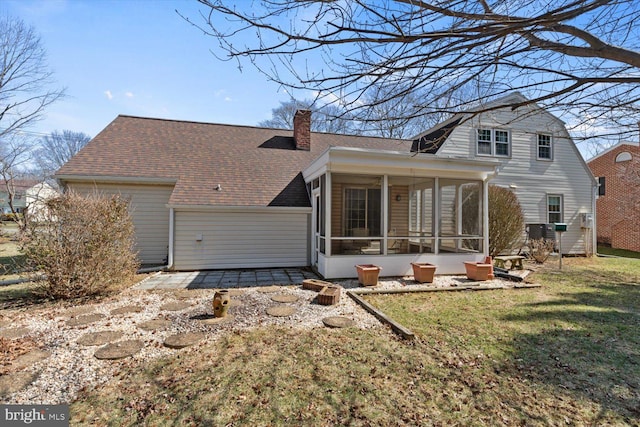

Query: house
left=414, top=92, right=598, bottom=256
left=56, top=110, right=499, bottom=278
left=56, top=93, right=595, bottom=278
left=0, top=180, right=58, bottom=219
left=587, top=140, right=640, bottom=252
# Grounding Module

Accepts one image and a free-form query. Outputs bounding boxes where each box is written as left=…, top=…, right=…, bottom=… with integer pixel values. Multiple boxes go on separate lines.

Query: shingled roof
left=57, top=115, right=411, bottom=208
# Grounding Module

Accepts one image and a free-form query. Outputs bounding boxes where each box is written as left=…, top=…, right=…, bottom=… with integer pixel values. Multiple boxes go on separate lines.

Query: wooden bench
left=494, top=255, right=525, bottom=270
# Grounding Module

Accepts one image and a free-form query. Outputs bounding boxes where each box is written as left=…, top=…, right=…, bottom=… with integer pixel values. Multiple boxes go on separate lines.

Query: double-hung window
left=537, top=134, right=552, bottom=160
left=476, top=129, right=510, bottom=157
left=547, top=195, right=563, bottom=223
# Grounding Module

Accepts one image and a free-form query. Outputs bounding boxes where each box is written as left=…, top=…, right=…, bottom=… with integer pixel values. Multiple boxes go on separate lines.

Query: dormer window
left=537, top=134, right=553, bottom=160
left=476, top=129, right=510, bottom=157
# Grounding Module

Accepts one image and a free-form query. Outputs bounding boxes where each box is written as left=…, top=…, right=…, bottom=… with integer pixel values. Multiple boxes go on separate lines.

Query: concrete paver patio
left=133, top=268, right=319, bottom=290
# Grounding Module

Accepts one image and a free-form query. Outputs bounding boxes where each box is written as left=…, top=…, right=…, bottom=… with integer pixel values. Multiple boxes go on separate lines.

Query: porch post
left=483, top=178, right=490, bottom=256
left=382, top=174, right=388, bottom=255
left=326, top=172, right=332, bottom=257
left=434, top=177, right=440, bottom=254
left=456, top=183, right=463, bottom=251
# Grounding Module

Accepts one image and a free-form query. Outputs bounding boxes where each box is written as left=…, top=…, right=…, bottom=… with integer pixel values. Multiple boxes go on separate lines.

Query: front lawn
left=70, top=257, right=640, bottom=426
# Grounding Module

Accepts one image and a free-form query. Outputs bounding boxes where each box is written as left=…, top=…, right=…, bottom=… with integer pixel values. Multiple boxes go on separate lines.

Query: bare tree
left=259, top=98, right=357, bottom=134
left=189, top=0, right=640, bottom=147
left=0, top=134, right=33, bottom=227
left=35, top=130, right=91, bottom=178
left=0, top=14, right=64, bottom=227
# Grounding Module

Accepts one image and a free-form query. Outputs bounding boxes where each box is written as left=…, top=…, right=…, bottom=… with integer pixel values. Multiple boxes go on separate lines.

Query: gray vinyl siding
left=66, top=182, right=173, bottom=264
left=173, top=210, right=309, bottom=270
left=437, top=106, right=596, bottom=254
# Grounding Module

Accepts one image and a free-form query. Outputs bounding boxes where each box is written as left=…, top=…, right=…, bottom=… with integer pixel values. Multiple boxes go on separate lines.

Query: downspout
left=167, top=207, right=175, bottom=269
left=592, top=182, right=598, bottom=257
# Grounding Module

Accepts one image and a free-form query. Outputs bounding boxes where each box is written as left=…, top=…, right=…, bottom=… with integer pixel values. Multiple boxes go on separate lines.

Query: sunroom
left=303, top=147, right=499, bottom=279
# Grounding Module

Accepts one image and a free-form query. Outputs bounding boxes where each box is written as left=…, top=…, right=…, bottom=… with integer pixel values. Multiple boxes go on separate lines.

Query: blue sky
left=2, top=0, right=293, bottom=139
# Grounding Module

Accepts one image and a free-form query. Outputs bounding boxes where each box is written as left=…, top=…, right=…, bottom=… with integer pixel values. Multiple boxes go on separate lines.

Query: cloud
left=224, top=96, right=232, bottom=102
left=125, top=92, right=134, bottom=98
left=104, top=90, right=113, bottom=100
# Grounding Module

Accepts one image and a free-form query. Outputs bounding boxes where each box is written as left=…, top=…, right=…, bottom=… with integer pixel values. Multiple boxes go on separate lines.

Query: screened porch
left=303, top=147, right=498, bottom=278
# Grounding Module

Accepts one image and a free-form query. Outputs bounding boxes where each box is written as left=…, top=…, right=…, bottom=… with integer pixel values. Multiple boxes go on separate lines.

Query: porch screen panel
left=439, top=182, right=457, bottom=236
left=421, top=187, right=433, bottom=235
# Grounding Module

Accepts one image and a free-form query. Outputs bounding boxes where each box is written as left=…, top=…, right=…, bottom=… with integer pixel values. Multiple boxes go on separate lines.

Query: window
left=615, top=151, right=632, bottom=162
left=537, top=134, right=552, bottom=160
left=476, top=129, right=510, bottom=157
left=547, top=195, right=562, bottom=223
left=344, top=188, right=381, bottom=237
left=495, top=130, right=509, bottom=156
left=598, top=176, right=606, bottom=196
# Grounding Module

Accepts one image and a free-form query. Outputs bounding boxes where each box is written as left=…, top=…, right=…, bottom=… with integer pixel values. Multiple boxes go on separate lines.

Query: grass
left=67, top=257, right=640, bottom=426
left=598, top=244, right=640, bottom=259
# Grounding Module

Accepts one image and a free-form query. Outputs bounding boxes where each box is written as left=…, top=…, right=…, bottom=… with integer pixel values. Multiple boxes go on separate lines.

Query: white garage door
left=173, top=209, right=310, bottom=270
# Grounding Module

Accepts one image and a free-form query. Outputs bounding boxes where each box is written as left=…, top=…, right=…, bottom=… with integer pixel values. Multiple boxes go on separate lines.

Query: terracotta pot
left=355, top=264, right=381, bottom=286
left=463, top=261, right=494, bottom=281
left=212, top=290, right=231, bottom=318
left=410, top=262, right=437, bottom=283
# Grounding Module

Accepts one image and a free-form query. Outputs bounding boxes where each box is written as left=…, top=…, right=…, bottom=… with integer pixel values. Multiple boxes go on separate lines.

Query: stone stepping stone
left=170, top=289, right=198, bottom=300
left=271, top=294, right=299, bottom=303
left=163, top=332, right=206, bottom=349
left=10, top=349, right=51, bottom=371
left=228, top=289, right=245, bottom=297
left=66, top=313, right=106, bottom=327
left=266, top=306, right=297, bottom=317
left=0, top=326, right=30, bottom=339
left=193, top=314, right=235, bottom=325
left=137, top=319, right=172, bottom=331
left=159, top=301, right=192, bottom=311
left=94, top=340, right=144, bottom=360
left=0, top=371, right=40, bottom=398
left=77, top=331, right=124, bottom=346
left=322, top=316, right=355, bottom=328
left=110, top=305, right=143, bottom=316
left=0, top=319, right=10, bottom=328
left=257, top=286, right=281, bottom=294
left=60, top=306, right=96, bottom=318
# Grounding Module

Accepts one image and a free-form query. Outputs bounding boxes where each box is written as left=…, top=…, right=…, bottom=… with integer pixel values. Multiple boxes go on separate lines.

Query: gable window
left=547, top=194, right=563, bottom=223
left=476, top=129, right=510, bottom=157
left=537, top=134, right=552, bottom=160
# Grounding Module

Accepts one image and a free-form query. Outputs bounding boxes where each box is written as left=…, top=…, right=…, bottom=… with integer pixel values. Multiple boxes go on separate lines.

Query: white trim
left=166, top=204, right=312, bottom=213
left=167, top=208, right=175, bottom=269
left=56, top=175, right=177, bottom=185
left=303, top=146, right=499, bottom=183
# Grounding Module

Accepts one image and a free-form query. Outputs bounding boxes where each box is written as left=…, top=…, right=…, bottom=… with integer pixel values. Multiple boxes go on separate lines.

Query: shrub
left=460, top=185, right=525, bottom=256
left=21, top=190, right=139, bottom=299
left=528, top=238, right=556, bottom=263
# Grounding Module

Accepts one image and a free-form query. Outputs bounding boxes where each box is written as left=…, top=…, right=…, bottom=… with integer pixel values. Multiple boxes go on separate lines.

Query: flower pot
left=212, top=290, right=231, bottom=318
left=410, top=262, right=437, bottom=283
left=355, top=264, right=381, bottom=286
left=463, top=261, right=494, bottom=281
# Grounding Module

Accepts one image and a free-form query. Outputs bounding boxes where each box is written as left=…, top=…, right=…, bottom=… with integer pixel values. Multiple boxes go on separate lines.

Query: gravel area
left=0, top=273, right=524, bottom=405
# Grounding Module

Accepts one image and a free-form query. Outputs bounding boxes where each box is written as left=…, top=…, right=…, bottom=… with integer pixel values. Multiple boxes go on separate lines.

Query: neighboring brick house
left=587, top=141, right=640, bottom=252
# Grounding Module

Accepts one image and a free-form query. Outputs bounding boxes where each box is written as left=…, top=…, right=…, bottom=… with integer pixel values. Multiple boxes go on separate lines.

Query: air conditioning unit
left=526, top=223, right=556, bottom=241
left=580, top=213, right=593, bottom=229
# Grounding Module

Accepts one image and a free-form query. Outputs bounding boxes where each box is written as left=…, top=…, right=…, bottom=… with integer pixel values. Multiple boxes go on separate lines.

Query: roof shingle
left=57, top=115, right=411, bottom=207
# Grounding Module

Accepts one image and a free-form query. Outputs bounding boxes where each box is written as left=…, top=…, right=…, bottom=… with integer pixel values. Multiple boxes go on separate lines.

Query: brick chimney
left=293, top=109, right=311, bottom=151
